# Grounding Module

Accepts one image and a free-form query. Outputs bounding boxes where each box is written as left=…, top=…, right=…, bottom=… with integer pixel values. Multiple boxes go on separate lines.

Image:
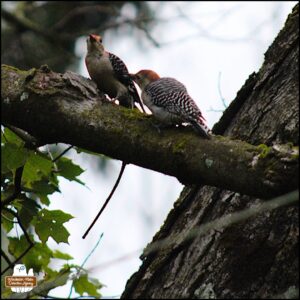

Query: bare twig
left=89, top=190, right=299, bottom=273
left=142, top=190, right=299, bottom=256
left=207, top=106, right=224, bottom=113
left=5, top=125, right=40, bottom=148
left=218, top=72, right=228, bottom=109
left=1, top=212, right=19, bottom=223
left=155, top=3, right=281, bottom=47
left=5, top=267, right=72, bottom=299
left=1, top=208, right=34, bottom=275
left=82, top=162, right=127, bottom=239
left=52, top=5, right=118, bottom=31
left=1, top=9, right=59, bottom=42
left=68, top=233, right=104, bottom=298
left=1, top=249, right=12, bottom=266
left=52, top=145, right=74, bottom=162
left=2, top=166, right=24, bottom=206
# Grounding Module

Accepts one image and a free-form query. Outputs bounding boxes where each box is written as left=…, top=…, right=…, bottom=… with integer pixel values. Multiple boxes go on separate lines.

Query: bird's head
left=86, top=34, right=104, bottom=54
left=130, top=70, right=160, bottom=89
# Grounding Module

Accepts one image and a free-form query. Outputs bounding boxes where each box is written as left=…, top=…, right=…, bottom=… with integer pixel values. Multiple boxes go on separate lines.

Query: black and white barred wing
left=166, top=91, right=210, bottom=138
left=146, top=78, right=203, bottom=120
left=108, top=53, right=144, bottom=110
left=146, top=78, right=210, bottom=138
left=147, top=77, right=187, bottom=95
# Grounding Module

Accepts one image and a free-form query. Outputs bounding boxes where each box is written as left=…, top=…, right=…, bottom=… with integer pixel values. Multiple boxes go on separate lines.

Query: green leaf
left=73, top=274, right=102, bottom=298
left=1, top=149, right=10, bottom=174
left=48, top=171, right=60, bottom=187
left=74, top=147, right=101, bottom=156
left=23, top=152, right=53, bottom=184
left=56, top=157, right=85, bottom=185
left=16, top=197, right=41, bottom=229
left=33, top=209, right=74, bottom=244
left=1, top=209, right=15, bottom=233
left=31, top=180, right=59, bottom=195
left=1, top=143, right=28, bottom=173
left=1, top=171, right=13, bottom=187
left=39, top=194, right=50, bottom=206
left=8, top=235, right=31, bottom=259
left=23, top=243, right=53, bottom=273
left=34, top=267, right=71, bottom=293
left=2, top=128, right=24, bottom=146
left=8, top=235, right=53, bottom=273
left=43, top=266, right=59, bottom=279
left=53, top=250, right=73, bottom=260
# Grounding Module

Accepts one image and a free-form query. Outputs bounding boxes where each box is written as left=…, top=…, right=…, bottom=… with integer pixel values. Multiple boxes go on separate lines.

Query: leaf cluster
left=1, top=127, right=102, bottom=298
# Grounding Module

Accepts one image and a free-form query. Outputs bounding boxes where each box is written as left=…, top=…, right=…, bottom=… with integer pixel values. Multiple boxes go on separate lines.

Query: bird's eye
left=99, top=38, right=103, bottom=43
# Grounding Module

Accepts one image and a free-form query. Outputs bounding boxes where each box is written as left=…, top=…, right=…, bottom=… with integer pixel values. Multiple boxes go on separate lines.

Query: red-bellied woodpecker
left=85, top=34, right=145, bottom=112
left=130, top=70, right=211, bottom=138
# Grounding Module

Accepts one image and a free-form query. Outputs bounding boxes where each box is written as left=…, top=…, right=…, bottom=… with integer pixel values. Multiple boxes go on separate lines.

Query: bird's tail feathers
left=129, top=83, right=146, bottom=113
left=190, top=120, right=211, bottom=139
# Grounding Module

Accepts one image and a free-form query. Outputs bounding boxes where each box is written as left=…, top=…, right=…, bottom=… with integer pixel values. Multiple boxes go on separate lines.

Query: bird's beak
left=89, top=34, right=96, bottom=41
left=89, top=34, right=100, bottom=42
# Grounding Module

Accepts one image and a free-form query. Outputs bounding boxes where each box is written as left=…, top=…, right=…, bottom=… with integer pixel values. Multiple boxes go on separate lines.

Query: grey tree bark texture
left=121, top=4, right=299, bottom=299
left=2, top=62, right=298, bottom=200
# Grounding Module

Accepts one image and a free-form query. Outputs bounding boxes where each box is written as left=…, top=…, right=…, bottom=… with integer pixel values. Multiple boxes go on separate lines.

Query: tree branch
left=1, top=65, right=298, bottom=199
left=1, top=8, right=61, bottom=43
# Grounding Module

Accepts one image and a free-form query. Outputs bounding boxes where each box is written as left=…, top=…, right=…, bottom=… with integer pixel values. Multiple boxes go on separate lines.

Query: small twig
left=1, top=245, right=34, bottom=275
left=1, top=128, right=8, bottom=142
left=136, top=23, right=161, bottom=47
left=46, top=145, right=59, bottom=172
left=218, top=72, right=228, bottom=109
left=12, top=267, right=71, bottom=299
left=88, top=190, right=298, bottom=272
left=88, top=249, right=141, bottom=273
left=2, top=208, right=33, bottom=248
left=1, top=8, right=59, bottom=43
left=52, top=5, right=118, bottom=31
left=207, top=72, right=228, bottom=113
left=1, top=8, right=80, bottom=55
left=95, top=16, right=155, bottom=32
left=207, top=107, right=224, bottom=113
left=52, top=145, right=74, bottom=162
left=5, top=125, right=40, bottom=148
left=1, top=208, right=34, bottom=275
left=2, top=166, right=24, bottom=206
left=82, top=162, right=127, bottom=239
left=68, top=233, right=104, bottom=298
left=1, top=249, right=12, bottom=266
left=143, top=190, right=299, bottom=256
left=1, top=212, right=19, bottom=223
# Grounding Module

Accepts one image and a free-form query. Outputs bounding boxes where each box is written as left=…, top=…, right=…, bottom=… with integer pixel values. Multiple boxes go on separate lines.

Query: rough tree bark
left=1, top=4, right=299, bottom=299
left=121, top=4, right=299, bottom=299
left=1, top=65, right=298, bottom=199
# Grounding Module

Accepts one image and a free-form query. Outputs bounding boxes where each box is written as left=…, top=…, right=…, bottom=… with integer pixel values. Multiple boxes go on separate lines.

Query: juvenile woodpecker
left=130, top=70, right=211, bottom=138
left=85, top=34, right=145, bottom=112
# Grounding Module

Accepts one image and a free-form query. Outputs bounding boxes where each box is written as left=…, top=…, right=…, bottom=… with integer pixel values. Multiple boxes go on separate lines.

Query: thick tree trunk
left=121, top=4, right=299, bottom=299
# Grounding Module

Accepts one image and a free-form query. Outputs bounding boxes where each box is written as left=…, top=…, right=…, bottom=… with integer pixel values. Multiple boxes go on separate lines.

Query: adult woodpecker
left=85, top=34, right=145, bottom=112
left=130, top=70, right=211, bottom=138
